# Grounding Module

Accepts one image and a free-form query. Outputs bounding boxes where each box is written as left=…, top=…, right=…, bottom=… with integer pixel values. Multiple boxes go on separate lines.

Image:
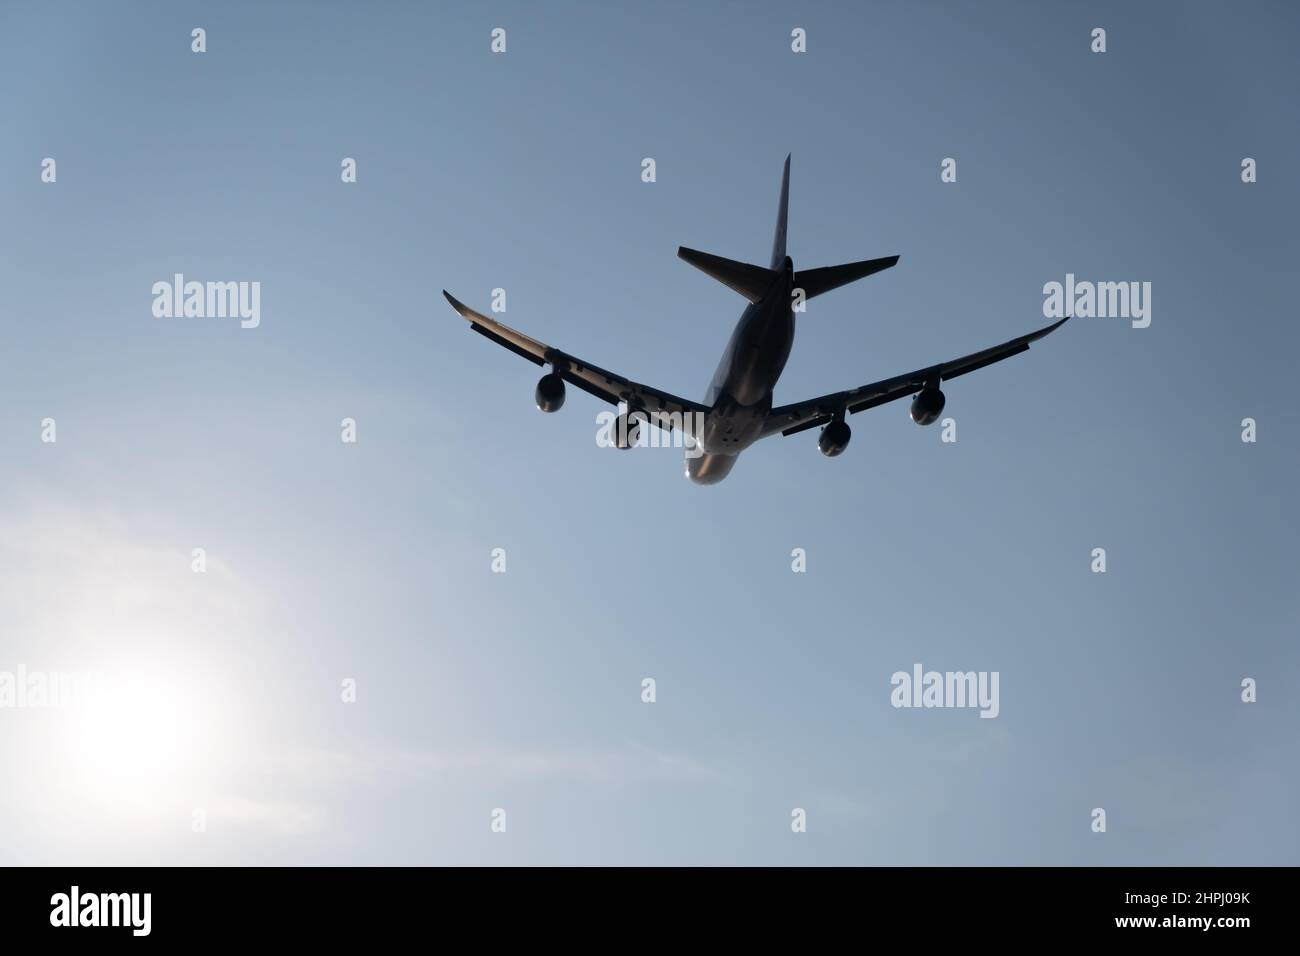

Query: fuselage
left=686, top=257, right=796, bottom=484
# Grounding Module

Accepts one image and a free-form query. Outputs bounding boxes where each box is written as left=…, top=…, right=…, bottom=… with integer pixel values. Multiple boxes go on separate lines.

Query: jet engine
left=614, top=411, right=642, bottom=449
left=818, top=419, right=851, bottom=457
left=909, top=386, right=946, bottom=426
left=535, top=373, right=566, bottom=413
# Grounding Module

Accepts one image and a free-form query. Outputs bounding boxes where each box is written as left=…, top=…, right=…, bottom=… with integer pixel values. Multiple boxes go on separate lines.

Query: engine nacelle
left=613, top=411, right=642, bottom=450
left=910, top=386, right=946, bottom=426
left=818, top=419, right=851, bottom=457
left=535, top=373, right=566, bottom=413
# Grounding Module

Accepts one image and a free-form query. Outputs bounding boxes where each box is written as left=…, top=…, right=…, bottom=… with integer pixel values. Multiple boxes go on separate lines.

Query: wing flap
left=470, top=321, right=545, bottom=366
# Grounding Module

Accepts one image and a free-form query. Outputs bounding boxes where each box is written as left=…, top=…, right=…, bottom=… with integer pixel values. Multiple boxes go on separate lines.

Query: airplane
left=442, top=155, right=1067, bottom=484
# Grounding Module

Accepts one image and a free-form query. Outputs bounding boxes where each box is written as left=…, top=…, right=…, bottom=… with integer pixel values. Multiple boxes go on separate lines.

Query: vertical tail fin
left=770, top=154, right=790, bottom=270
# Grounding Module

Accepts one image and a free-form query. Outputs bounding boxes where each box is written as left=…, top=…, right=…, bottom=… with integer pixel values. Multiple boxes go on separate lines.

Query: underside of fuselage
left=684, top=263, right=795, bottom=484
left=678, top=158, right=801, bottom=485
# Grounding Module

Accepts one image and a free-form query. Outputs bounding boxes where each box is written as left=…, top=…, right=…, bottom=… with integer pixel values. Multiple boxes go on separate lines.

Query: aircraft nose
left=685, top=451, right=737, bottom=484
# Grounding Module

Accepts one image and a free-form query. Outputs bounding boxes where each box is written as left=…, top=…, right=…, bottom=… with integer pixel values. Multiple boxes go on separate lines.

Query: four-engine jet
left=443, top=156, right=1067, bottom=484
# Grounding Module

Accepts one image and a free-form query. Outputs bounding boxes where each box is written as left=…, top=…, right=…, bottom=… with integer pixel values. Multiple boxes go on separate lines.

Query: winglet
left=1028, top=315, right=1070, bottom=342
left=443, top=290, right=487, bottom=324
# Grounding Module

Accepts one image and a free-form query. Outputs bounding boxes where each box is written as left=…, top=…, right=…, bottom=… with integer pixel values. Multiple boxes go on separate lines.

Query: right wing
left=442, top=291, right=708, bottom=431
left=763, top=316, right=1069, bottom=437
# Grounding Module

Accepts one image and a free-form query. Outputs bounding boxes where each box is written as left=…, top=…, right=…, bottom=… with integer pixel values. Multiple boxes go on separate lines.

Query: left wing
left=764, top=316, right=1069, bottom=437
left=442, top=291, right=708, bottom=430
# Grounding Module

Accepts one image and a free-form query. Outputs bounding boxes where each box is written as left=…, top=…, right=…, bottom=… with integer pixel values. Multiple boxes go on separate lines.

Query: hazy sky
left=1, top=1, right=1296, bottom=865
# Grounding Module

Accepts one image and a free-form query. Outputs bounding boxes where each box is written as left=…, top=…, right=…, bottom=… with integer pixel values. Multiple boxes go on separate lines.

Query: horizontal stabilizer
left=678, top=247, right=778, bottom=303
left=795, top=255, right=899, bottom=302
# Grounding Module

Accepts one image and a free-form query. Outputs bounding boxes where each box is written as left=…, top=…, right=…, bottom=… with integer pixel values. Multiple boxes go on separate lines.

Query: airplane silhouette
left=443, top=156, right=1067, bottom=484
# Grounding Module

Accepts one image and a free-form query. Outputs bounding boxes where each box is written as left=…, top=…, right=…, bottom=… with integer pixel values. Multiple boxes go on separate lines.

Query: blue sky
left=0, top=1, right=1296, bottom=864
